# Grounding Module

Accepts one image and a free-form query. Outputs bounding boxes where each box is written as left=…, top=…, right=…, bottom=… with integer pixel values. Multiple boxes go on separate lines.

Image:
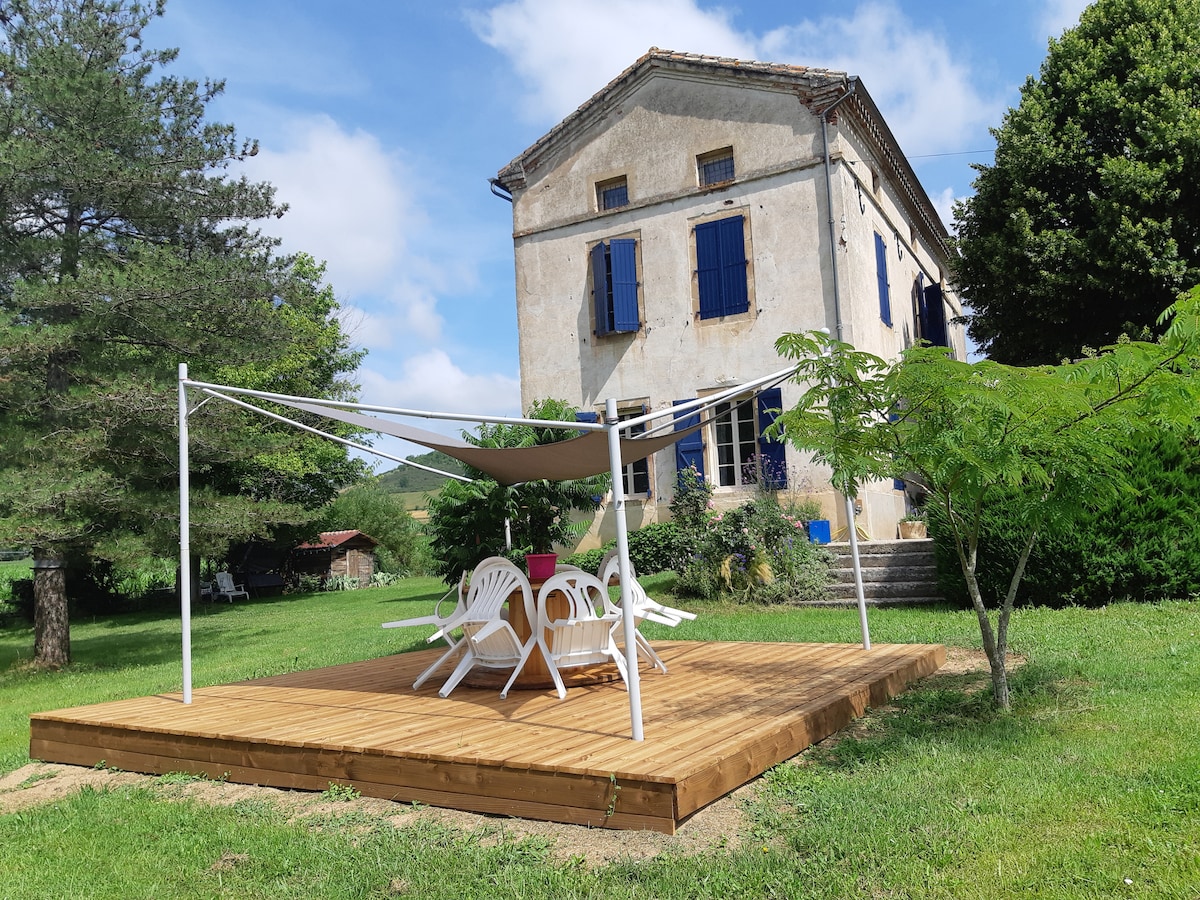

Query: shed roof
left=295, top=530, right=379, bottom=551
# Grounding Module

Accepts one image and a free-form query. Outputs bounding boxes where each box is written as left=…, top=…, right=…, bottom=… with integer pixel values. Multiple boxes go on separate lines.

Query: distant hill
left=376, top=451, right=468, bottom=494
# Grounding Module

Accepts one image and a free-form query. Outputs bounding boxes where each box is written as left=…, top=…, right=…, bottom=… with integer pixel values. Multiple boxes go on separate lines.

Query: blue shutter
left=673, top=400, right=705, bottom=480
left=695, top=221, right=723, bottom=319
left=609, top=238, right=639, bottom=332
left=591, top=241, right=611, bottom=335
left=922, top=283, right=947, bottom=347
left=756, top=387, right=787, bottom=490
left=718, top=216, right=749, bottom=315
left=874, top=232, right=892, bottom=326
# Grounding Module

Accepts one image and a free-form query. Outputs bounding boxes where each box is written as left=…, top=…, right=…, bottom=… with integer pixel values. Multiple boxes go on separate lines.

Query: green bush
left=626, top=521, right=688, bottom=574
left=931, top=431, right=1200, bottom=606
left=675, top=495, right=831, bottom=603
left=563, top=546, right=607, bottom=574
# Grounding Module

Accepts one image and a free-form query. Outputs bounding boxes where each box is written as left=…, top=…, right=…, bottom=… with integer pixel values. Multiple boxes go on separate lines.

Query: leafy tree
left=424, top=399, right=608, bottom=583
left=954, top=0, right=1200, bottom=364
left=0, top=1, right=364, bottom=666
left=319, top=481, right=431, bottom=576
left=773, top=288, right=1200, bottom=709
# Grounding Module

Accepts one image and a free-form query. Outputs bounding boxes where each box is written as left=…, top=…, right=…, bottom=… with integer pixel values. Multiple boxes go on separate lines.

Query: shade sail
left=272, top=397, right=700, bottom=485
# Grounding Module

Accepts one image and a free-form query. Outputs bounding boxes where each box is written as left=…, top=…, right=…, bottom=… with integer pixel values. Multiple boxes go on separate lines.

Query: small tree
left=773, top=288, right=1200, bottom=709
left=424, top=399, right=608, bottom=582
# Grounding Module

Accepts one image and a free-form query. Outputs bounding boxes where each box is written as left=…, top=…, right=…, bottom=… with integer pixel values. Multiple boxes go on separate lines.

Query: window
left=714, top=398, right=758, bottom=487
left=698, top=147, right=735, bottom=187
left=674, top=389, right=786, bottom=489
left=874, top=231, right=892, bottom=326
left=695, top=215, right=749, bottom=319
left=920, top=282, right=948, bottom=347
left=619, top=408, right=650, bottom=496
left=596, top=176, right=629, bottom=211
left=590, top=237, right=639, bottom=335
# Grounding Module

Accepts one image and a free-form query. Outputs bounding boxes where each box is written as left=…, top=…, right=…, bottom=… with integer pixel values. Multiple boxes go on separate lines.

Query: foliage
left=423, top=399, right=608, bottom=582
left=318, top=481, right=432, bottom=576
left=322, top=575, right=360, bottom=592
left=773, top=293, right=1200, bottom=707
left=932, top=430, right=1200, bottom=607
left=562, top=546, right=608, bottom=574
left=624, top=521, right=689, bottom=575
left=0, top=1, right=365, bottom=666
left=675, top=496, right=832, bottom=603
left=953, top=0, right=1200, bottom=364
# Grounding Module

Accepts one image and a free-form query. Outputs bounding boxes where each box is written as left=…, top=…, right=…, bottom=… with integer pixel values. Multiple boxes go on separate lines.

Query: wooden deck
left=30, top=640, right=944, bottom=834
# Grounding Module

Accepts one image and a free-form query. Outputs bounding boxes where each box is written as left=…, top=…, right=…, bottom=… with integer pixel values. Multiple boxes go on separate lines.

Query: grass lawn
left=0, top=577, right=1197, bottom=899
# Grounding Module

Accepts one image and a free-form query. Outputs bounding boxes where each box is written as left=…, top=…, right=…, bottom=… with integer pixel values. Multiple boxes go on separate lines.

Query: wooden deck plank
left=30, top=641, right=943, bottom=832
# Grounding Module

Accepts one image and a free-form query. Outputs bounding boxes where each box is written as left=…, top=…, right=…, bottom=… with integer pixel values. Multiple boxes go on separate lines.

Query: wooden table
left=462, top=576, right=624, bottom=691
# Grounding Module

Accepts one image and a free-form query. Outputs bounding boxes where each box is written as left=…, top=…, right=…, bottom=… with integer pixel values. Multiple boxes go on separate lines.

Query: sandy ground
left=0, top=648, right=1003, bottom=866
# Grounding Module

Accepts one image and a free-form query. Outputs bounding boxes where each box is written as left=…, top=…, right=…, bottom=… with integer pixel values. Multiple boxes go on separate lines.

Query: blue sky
left=155, top=0, right=1091, bottom=455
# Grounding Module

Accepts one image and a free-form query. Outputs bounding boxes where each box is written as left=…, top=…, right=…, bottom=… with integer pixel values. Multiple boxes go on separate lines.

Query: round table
left=461, top=576, right=625, bottom=690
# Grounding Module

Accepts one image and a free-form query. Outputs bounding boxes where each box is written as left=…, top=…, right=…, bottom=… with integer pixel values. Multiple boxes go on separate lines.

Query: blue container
left=808, top=519, right=831, bottom=544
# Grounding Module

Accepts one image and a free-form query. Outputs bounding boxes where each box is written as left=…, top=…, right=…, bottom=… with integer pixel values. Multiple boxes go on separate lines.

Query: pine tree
left=0, top=1, right=364, bottom=666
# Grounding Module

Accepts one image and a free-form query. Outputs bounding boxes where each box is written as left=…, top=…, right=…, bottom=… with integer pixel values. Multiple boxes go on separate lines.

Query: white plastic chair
left=514, top=570, right=628, bottom=700
left=214, top=572, right=248, bottom=603
left=416, top=559, right=536, bottom=698
left=598, top=555, right=696, bottom=674
left=382, top=570, right=467, bottom=647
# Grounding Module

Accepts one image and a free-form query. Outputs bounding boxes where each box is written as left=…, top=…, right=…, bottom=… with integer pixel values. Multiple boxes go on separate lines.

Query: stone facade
left=494, top=50, right=965, bottom=545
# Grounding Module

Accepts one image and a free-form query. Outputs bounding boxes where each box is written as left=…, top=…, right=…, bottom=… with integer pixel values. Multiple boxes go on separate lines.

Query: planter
left=525, top=553, right=558, bottom=580
left=807, top=519, right=832, bottom=544
left=898, top=521, right=927, bottom=539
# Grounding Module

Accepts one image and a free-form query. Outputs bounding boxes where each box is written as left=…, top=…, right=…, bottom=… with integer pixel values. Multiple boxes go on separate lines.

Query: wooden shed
left=291, top=530, right=379, bottom=587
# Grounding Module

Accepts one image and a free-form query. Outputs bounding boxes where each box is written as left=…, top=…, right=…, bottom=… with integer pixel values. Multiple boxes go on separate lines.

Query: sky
left=154, top=0, right=1092, bottom=462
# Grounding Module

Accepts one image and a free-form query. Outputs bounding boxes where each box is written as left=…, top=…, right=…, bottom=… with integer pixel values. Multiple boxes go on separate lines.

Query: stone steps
left=817, top=538, right=945, bottom=606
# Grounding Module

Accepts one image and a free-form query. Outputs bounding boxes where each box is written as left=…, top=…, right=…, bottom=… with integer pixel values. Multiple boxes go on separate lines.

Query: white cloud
left=242, top=116, right=411, bottom=297
left=760, top=2, right=1004, bottom=157
left=1037, top=0, right=1092, bottom=40
left=473, top=0, right=1004, bottom=164
left=359, top=351, right=521, bottom=420
left=470, top=0, right=756, bottom=122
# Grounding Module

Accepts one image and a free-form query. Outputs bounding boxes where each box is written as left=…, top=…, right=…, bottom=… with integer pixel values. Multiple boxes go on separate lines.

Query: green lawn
left=1, top=580, right=1197, bottom=899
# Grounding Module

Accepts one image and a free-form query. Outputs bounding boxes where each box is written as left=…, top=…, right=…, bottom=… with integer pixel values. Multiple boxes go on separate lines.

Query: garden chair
left=214, top=572, right=248, bottom=603
left=599, top=554, right=696, bottom=674
left=381, top=570, right=467, bottom=647
left=413, top=559, right=536, bottom=697
left=510, top=570, right=628, bottom=700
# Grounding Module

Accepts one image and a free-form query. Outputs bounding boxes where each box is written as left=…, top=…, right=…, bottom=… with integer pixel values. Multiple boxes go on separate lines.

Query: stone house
left=491, top=49, right=966, bottom=542
left=291, top=530, right=378, bottom=587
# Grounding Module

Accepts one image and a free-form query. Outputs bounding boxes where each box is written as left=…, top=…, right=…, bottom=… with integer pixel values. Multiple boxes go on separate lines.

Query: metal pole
left=844, top=494, right=871, bottom=650
left=178, top=363, right=193, bottom=703
left=605, top=398, right=644, bottom=741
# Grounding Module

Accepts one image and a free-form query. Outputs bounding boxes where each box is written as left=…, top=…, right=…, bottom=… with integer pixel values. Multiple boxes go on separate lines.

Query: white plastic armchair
left=214, top=572, right=248, bottom=603
left=418, top=559, right=536, bottom=698
left=516, top=570, right=628, bottom=700
left=381, top=570, right=468, bottom=647
left=599, top=554, right=696, bottom=625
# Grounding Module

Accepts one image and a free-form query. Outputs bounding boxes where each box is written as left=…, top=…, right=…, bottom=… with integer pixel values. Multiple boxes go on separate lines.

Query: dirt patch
left=0, top=648, right=1004, bottom=866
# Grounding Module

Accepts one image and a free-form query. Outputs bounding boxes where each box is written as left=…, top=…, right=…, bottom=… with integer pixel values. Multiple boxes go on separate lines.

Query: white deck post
left=606, top=398, right=644, bottom=741
left=844, top=494, right=871, bottom=650
left=178, top=363, right=193, bottom=703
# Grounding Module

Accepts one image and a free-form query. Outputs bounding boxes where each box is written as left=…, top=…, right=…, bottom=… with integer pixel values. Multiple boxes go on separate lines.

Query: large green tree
left=0, top=0, right=364, bottom=666
left=773, top=288, right=1200, bottom=709
left=954, top=0, right=1200, bottom=364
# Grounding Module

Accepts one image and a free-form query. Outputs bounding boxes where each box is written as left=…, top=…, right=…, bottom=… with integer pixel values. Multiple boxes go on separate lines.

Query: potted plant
left=898, top=511, right=927, bottom=539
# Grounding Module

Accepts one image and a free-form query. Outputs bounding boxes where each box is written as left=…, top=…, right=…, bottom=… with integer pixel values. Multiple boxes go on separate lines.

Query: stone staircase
left=815, top=538, right=945, bottom=606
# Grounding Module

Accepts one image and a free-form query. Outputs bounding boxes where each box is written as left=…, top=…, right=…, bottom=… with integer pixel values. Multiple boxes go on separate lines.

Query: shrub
left=676, top=495, right=831, bottom=603
left=626, top=521, right=688, bottom=574
left=931, top=431, right=1200, bottom=606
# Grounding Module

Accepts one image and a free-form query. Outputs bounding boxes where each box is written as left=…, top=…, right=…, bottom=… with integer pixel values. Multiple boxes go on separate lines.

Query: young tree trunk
left=33, top=556, right=70, bottom=668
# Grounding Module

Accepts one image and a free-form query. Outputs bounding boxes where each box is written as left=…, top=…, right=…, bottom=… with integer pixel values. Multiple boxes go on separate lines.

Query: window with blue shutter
left=756, top=387, right=787, bottom=490
left=696, top=215, right=749, bottom=319
left=619, top=406, right=650, bottom=496
left=673, top=400, right=705, bottom=481
left=591, top=238, right=640, bottom=335
left=874, top=232, right=892, bottom=327
left=921, top=283, right=948, bottom=347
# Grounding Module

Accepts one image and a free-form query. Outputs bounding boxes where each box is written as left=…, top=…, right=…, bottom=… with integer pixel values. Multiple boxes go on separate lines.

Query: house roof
left=494, top=47, right=951, bottom=255
left=295, top=530, right=378, bottom=551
